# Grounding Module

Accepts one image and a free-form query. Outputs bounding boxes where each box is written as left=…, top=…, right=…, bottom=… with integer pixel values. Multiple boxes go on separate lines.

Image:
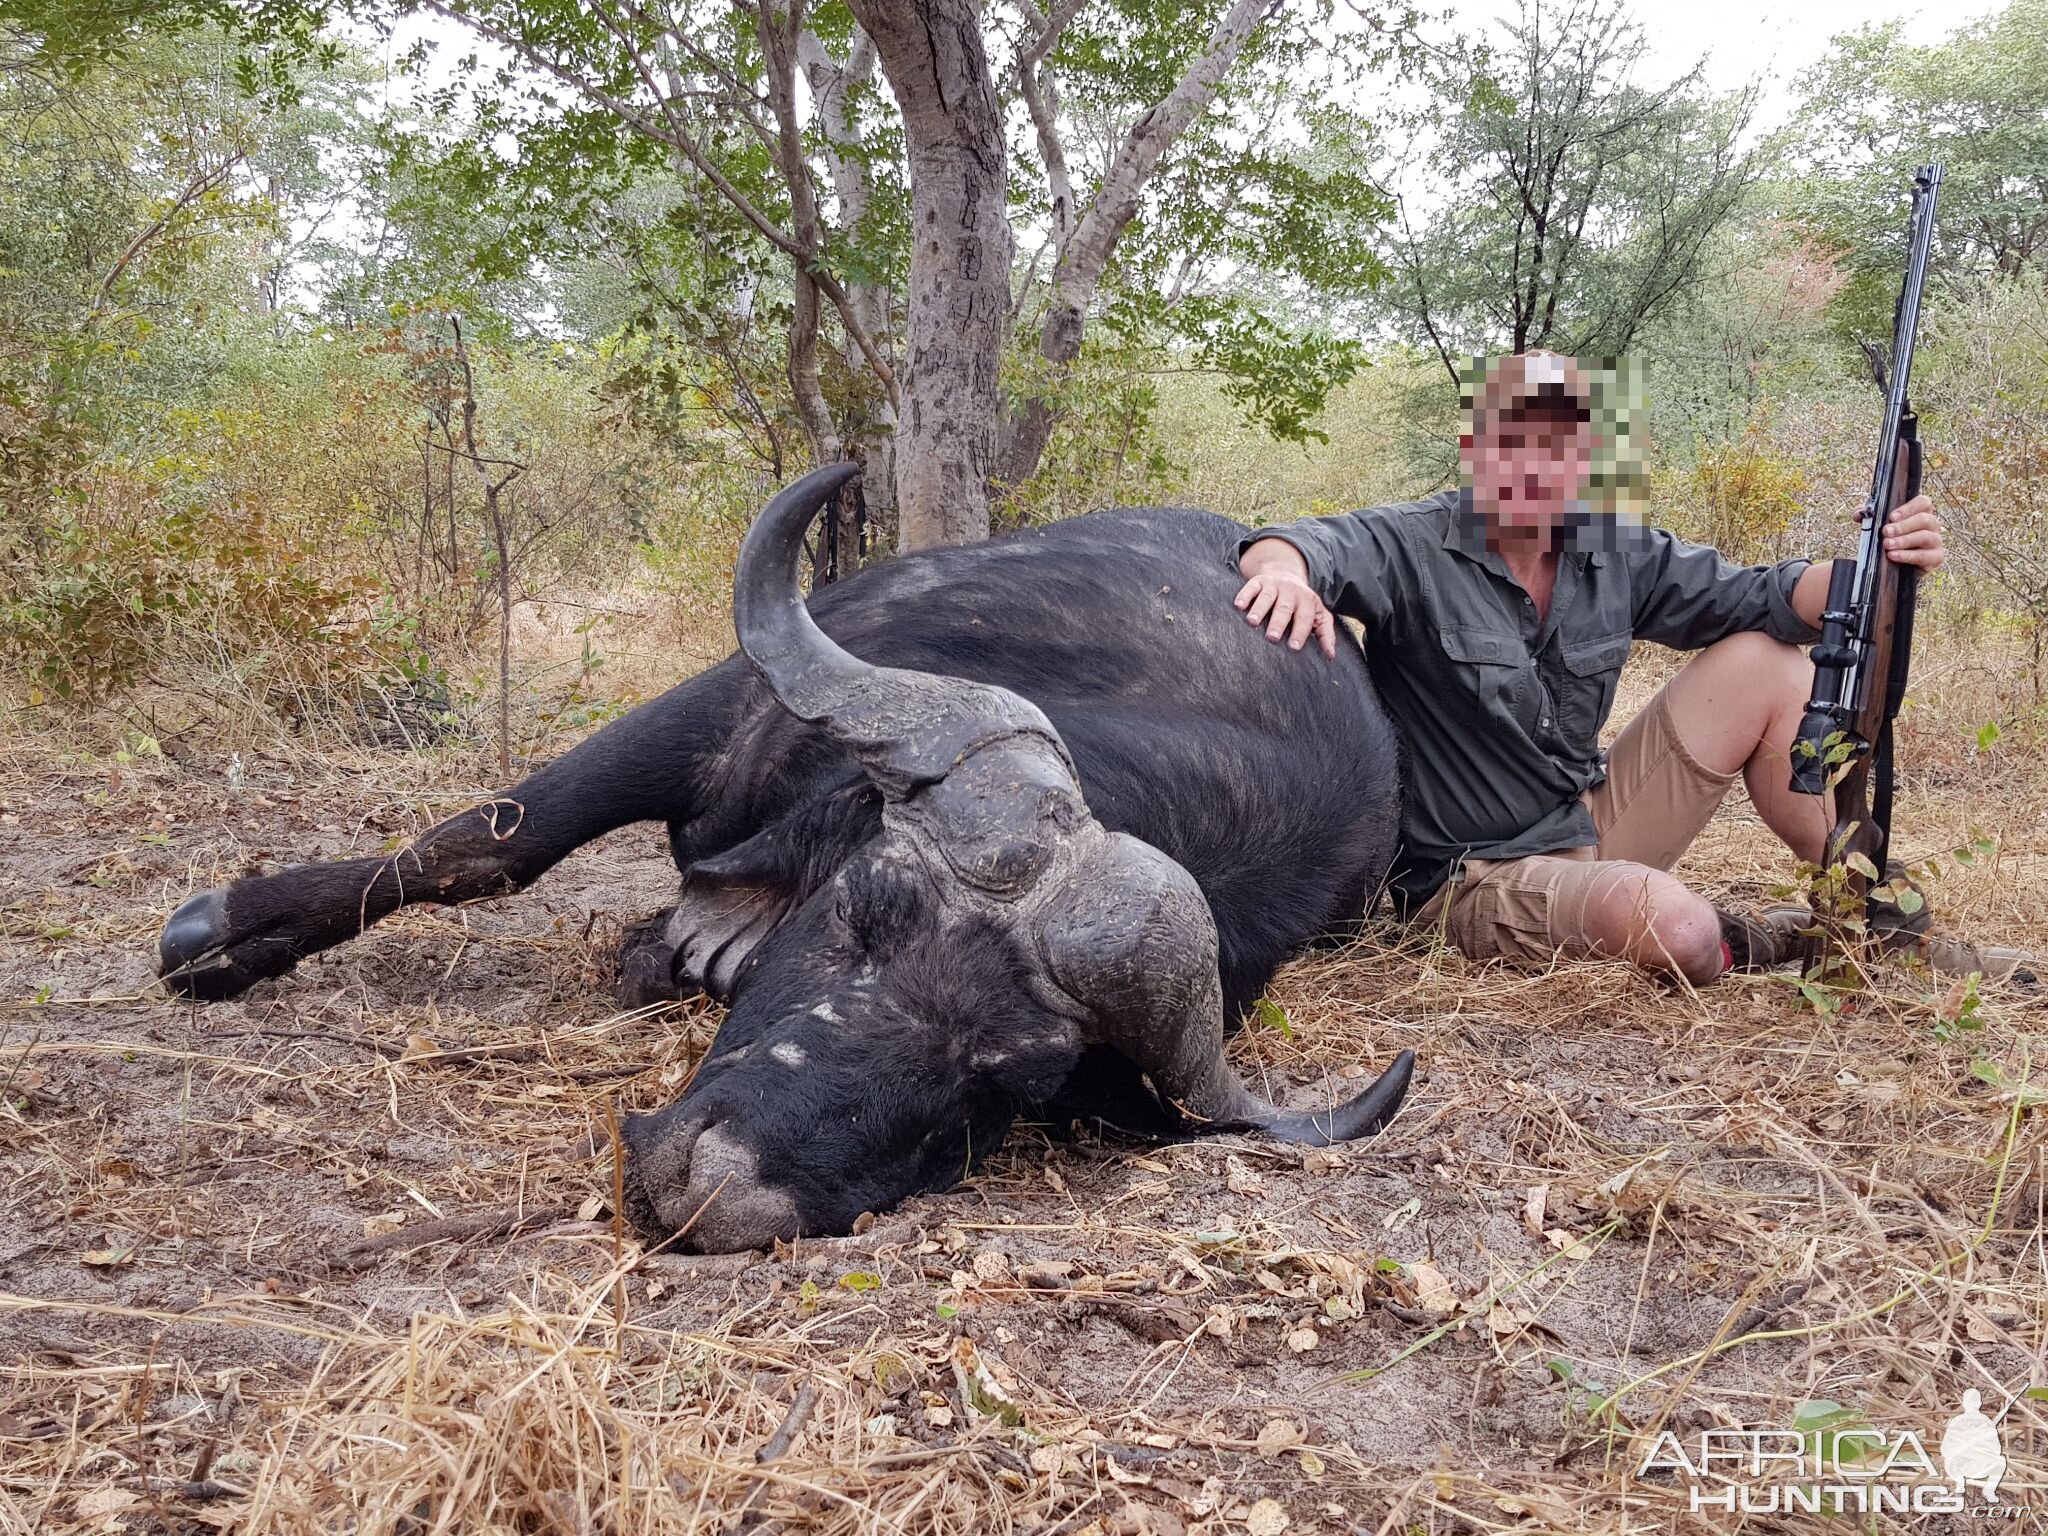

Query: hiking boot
left=1863, top=860, right=2039, bottom=984
left=1865, top=859, right=1934, bottom=945
left=1716, top=905, right=1813, bottom=972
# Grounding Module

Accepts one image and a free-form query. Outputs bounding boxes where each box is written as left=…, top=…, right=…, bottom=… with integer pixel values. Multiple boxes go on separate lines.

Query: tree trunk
left=756, top=1, right=842, bottom=470
left=849, top=0, right=1012, bottom=550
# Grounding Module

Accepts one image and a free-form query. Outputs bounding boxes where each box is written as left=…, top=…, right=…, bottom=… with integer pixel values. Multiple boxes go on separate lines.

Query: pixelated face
left=1462, top=407, right=1591, bottom=534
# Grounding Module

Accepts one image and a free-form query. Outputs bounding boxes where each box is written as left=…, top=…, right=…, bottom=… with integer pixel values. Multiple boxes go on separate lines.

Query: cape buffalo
left=159, top=464, right=1416, bottom=1251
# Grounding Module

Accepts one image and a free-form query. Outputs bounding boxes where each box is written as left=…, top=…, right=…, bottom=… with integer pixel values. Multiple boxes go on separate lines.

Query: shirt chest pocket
left=1556, top=633, right=1633, bottom=748
left=1438, top=625, right=1538, bottom=733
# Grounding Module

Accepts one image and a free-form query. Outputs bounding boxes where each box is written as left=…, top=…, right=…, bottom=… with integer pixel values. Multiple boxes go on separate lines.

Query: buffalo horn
left=734, top=463, right=1063, bottom=802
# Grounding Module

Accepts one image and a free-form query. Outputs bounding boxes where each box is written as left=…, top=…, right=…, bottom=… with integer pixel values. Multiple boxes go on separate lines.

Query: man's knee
left=1584, top=867, right=1722, bottom=981
left=1641, top=898, right=1725, bottom=984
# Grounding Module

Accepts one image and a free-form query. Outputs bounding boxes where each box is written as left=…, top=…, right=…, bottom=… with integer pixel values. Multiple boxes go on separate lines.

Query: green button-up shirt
left=1232, top=489, right=1822, bottom=905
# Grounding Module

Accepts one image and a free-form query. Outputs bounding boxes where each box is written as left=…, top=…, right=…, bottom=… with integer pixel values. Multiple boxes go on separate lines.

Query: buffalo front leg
left=160, top=796, right=562, bottom=999
left=158, top=661, right=753, bottom=999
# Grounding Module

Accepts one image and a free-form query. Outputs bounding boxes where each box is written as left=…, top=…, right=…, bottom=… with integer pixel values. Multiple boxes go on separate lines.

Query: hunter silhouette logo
left=1941, top=1389, right=2008, bottom=1502
left=1638, top=1389, right=2026, bottom=1515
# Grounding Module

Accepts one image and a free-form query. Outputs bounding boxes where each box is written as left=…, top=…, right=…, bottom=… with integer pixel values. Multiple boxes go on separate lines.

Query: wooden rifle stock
left=1823, top=430, right=1923, bottom=896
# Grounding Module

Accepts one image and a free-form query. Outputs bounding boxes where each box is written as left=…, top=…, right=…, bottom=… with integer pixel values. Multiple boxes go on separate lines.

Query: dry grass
left=2, top=632, right=2047, bottom=1535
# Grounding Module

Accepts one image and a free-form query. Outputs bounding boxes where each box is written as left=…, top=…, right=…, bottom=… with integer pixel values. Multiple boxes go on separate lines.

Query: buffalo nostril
left=679, top=1126, right=801, bottom=1253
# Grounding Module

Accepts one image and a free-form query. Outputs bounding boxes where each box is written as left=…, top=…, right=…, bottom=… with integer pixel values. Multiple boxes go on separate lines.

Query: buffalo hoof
left=158, top=888, right=296, bottom=1001
left=614, top=907, right=685, bottom=1011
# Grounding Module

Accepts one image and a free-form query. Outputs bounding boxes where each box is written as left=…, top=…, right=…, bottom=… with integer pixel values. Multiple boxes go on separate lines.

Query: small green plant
left=1251, top=997, right=1294, bottom=1037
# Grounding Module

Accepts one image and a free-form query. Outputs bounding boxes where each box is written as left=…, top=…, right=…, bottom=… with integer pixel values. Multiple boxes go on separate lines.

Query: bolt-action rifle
left=1788, top=164, right=1943, bottom=906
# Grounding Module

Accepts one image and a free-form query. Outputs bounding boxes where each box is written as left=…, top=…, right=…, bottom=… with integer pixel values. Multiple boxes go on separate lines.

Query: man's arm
left=1235, top=537, right=1338, bottom=659
left=1633, top=494, right=1948, bottom=649
left=1788, top=495, right=1948, bottom=626
left=1226, top=502, right=1413, bottom=660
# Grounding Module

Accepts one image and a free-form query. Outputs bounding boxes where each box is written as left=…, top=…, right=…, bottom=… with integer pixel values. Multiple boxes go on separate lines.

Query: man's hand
left=1234, top=537, right=1338, bottom=659
left=1883, top=494, right=1946, bottom=570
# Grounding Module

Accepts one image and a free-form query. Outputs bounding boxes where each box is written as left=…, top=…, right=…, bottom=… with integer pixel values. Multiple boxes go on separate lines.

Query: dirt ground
left=5, top=651, right=2048, bottom=1535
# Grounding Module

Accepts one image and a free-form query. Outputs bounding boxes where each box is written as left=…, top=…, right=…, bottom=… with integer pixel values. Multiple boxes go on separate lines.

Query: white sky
left=1453, top=0, right=1961, bottom=129
left=366, top=0, right=1966, bottom=129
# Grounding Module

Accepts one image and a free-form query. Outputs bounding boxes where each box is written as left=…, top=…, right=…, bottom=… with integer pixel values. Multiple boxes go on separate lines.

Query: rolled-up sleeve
left=1628, top=530, right=1820, bottom=649
left=1228, top=509, right=1401, bottom=629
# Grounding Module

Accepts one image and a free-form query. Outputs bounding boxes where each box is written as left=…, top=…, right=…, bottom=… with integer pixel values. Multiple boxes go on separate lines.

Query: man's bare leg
left=1570, top=632, right=1825, bottom=984
left=1661, top=630, right=1833, bottom=864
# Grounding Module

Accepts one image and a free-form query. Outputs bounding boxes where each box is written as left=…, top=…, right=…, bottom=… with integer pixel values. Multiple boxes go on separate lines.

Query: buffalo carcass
left=159, top=464, right=1415, bottom=1251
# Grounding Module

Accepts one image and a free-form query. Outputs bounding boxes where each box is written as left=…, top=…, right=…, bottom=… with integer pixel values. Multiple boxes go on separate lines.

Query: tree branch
left=1014, top=0, right=1083, bottom=250
left=94, top=152, right=245, bottom=311
left=417, top=0, right=898, bottom=409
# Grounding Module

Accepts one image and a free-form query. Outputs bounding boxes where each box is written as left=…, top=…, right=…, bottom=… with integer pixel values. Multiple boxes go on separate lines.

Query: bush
left=1, top=482, right=375, bottom=702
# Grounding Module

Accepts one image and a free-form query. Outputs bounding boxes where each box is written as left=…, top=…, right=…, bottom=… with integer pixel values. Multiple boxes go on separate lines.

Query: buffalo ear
left=668, top=783, right=884, bottom=1001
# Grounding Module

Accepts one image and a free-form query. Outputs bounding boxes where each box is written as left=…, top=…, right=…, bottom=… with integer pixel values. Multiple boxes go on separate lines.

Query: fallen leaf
left=1298, top=1450, right=1325, bottom=1479
left=1382, top=1197, right=1421, bottom=1231
left=399, top=1034, right=440, bottom=1062
left=1183, top=1477, right=1228, bottom=1516
left=361, top=1211, right=406, bottom=1239
left=1102, top=1452, right=1152, bottom=1486
left=1285, top=1326, right=1320, bottom=1353
left=972, top=1250, right=1012, bottom=1285
left=73, top=1487, right=142, bottom=1518
left=1486, top=1303, right=1533, bottom=1336
left=1225, top=1156, right=1268, bottom=1197
left=1521, top=1184, right=1549, bottom=1240
left=1243, top=1497, right=1289, bottom=1536
left=80, top=1244, right=136, bottom=1269
left=1410, top=1261, right=1457, bottom=1317
left=1543, top=1228, right=1591, bottom=1259
left=1255, top=1419, right=1303, bottom=1456
left=951, top=1336, right=1026, bottom=1426
left=576, top=1195, right=605, bottom=1222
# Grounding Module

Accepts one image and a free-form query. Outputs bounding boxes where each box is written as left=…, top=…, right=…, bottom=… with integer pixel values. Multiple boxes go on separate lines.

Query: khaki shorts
left=1414, top=683, right=1737, bottom=963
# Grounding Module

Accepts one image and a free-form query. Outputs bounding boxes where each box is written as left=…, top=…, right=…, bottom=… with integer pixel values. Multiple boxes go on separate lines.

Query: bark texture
left=849, top=0, right=1013, bottom=550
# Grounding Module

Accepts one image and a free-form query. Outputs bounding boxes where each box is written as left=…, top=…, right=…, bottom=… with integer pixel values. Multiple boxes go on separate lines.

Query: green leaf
left=1976, top=720, right=2002, bottom=752
left=1893, top=889, right=1924, bottom=915
left=1252, top=997, right=1294, bottom=1037
left=1846, top=852, right=1881, bottom=881
left=838, top=1270, right=882, bottom=1292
